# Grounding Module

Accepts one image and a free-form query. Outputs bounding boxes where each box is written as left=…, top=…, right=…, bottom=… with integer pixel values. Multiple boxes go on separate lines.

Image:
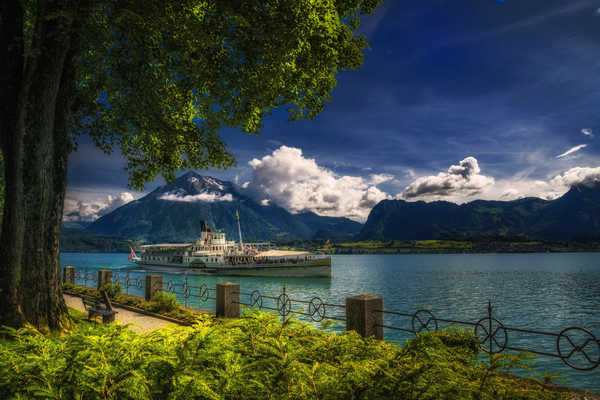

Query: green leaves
left=0, top=310, right=566, bottom=399
left=69, top=0, right=382, bottom=189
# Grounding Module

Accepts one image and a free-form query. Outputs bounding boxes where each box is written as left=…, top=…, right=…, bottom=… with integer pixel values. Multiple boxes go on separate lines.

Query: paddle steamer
left=133, top=218, right=331, bottom=278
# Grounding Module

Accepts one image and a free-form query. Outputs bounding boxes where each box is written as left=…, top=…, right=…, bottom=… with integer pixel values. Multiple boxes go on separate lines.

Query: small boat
left=133, top=217, right=331, bottom=278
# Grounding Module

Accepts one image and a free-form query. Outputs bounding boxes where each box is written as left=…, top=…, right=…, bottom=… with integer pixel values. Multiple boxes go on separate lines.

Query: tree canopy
left=71, top=0, right=381, bottom=189
left=0, top=0, right=381, bottom=329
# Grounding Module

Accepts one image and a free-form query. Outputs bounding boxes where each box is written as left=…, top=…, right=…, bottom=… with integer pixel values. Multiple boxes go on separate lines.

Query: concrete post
left=63, top=266, right=75, bottom=284
left=97, top=270, right=113, bottom=290
left=145, top=275, right=164, bottom=301
left=345, top=294, right=383, bottom=339
left=216, top=282, right=240, bottom=318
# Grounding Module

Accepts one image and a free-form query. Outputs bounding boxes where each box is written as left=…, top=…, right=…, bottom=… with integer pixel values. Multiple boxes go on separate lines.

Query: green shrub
left=150, top=291, right=179, bottom=313
left=0, top=310, right=569, bottom=400
left=101, top=283, right=122, bottom=298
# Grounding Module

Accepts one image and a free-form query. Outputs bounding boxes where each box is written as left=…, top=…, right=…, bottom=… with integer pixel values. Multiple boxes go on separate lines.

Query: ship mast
left=236, top=210, right=244, bottom=251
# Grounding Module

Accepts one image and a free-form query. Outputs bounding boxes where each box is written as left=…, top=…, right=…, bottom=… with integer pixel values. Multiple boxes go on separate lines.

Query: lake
left=61, top=252, right=600, bottom=392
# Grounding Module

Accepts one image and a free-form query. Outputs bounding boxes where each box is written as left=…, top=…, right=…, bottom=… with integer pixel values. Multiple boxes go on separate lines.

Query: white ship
left=133, top=217, right=331, bottom=278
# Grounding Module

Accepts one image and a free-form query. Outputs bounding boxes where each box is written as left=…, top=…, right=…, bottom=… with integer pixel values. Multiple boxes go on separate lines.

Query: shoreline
left=60, top=248, right=600, bottom=255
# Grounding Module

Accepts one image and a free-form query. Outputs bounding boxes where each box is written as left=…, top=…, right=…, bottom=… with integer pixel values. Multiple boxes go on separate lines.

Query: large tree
left=0, top=0, right=380, bottom=330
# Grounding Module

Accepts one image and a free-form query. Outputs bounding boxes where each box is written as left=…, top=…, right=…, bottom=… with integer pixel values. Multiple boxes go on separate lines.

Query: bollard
left=63, top=266, right=75, bottom=284
left=345, top=294, right=383, bottom=339
left=97, top=270, right=113, bottom=290
left=216, top=282, right=240, bottom=318
left=145, top=275, right=163, bottom=301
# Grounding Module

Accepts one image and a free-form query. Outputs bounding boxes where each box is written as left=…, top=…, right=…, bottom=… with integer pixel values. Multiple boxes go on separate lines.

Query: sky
left=65, top=0, right=600, bottom=223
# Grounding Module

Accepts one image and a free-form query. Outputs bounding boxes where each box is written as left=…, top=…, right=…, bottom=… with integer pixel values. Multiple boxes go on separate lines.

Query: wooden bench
left=81, top=290, right=117, bottom=323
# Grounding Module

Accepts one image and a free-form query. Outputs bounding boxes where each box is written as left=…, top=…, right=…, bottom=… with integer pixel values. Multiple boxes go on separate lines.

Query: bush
left=100, top=283, right=122, bottom=298
left=62, top=282, right=76, bottom=292
left=150, top=291, right=179, bottom=313
left=0, top=310, right=568, bottom=400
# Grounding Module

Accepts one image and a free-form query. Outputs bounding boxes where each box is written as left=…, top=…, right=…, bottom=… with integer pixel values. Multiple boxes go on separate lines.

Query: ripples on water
left=61, top=252, right=600, bottom=392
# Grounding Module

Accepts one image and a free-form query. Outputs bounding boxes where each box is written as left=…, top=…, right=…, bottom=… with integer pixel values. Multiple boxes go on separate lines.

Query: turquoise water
left=61, top=252, right=600, bottom=391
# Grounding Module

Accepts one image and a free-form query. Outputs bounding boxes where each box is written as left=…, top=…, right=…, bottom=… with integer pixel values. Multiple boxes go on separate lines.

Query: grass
left=414, top=240, right=472, bottom=249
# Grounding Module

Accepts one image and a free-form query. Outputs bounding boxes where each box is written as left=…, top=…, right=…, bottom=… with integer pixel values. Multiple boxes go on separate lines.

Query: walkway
left=64, top=294, right=174, bottom=333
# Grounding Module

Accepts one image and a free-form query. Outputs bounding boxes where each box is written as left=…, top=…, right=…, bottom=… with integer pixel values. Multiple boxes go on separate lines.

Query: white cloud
left=582, top=128, right=594, bottom=138
left=556, top=144, right=587, bottom=158
left=158, top=192, right=233, bottom=203
left=245, top=146, right=392, bottom=222
left=477, top=179, right=562, bottom=201
left=369, top=174, right=395, bottom=185
left=499, top=188, right=521, bottom=199
left=402, top=157, right=495, bottom=201
left=549, top=166, right=600, bottom=188
left=63, top=192, right=136, bottom=222
left=431, top=166, right=600, bottom=203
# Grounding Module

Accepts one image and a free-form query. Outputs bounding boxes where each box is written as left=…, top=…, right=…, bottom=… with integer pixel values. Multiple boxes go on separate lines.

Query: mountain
left=87, top=172, right=362, bottom=242
left=60, top=224, right=131, bottom=253
left=357, top=183, right=600, bottom=241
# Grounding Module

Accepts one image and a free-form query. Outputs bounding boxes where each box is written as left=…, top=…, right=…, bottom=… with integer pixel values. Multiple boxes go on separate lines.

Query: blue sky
left=65, top=0, right=600, bottom=222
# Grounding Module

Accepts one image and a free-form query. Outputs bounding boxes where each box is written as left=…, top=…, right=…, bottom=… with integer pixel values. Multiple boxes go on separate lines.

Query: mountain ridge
left=358, top=183, right=600, bottom=241
left=87, top=172, right=363, bottom=242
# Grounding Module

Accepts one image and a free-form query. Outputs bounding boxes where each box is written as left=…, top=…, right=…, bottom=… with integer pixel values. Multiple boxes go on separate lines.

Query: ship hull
left=135, top=258, right=331, bottom=278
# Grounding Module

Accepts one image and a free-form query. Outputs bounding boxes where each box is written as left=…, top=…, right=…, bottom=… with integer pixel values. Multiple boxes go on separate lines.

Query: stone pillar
left=145, top=275, right=164, bottom=301
left=63, top=266, right=75, bottom=284
left=97, top=270, right=113, bottom=290
left=345, top=294, right=383, bottom=339
left=216, top=282, right=240, bottom=318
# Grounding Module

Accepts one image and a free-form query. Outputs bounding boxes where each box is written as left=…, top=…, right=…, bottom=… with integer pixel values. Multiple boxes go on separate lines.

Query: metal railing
left=374, top=301, right=600, bottom=371
left=158, top=275, right=216, bottom=307
left=73, top=269, right=98, bottom=286
left=234, top=286, right=346, bottom=323
left=65, top=266, right=599, bottom=371
left=111, top=272, right=143, bottom=294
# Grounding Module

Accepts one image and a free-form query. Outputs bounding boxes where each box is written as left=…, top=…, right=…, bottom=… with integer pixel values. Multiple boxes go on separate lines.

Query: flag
left=236, top=210, right=239, bottom=219
left=128, top=248, right=135, bottom=261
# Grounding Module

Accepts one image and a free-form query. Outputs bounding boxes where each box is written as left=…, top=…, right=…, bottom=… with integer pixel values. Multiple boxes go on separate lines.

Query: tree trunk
left=0, top=1, right=81, bottom=331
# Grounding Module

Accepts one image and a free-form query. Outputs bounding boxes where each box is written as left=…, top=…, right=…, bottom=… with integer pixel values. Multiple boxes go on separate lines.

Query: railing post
left=63, top=266, right=75, bottom=284
left=216, top=282, right=240, bottom=318
left=345, top=294, right=383, bottom=339
left=97, top=270, right=112, bottom=290
left=145, top=275, right=163, bottom=301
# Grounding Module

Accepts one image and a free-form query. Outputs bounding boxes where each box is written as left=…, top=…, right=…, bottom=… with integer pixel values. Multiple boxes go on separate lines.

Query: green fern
left=0, top=309, right=571, bottom=400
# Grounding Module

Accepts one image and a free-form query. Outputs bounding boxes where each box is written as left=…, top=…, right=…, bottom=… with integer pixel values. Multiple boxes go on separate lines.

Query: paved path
left=64, top=294, right=173, bottom=333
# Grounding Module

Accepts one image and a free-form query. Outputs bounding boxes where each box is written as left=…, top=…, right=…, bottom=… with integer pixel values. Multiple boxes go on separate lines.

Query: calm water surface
left=61, top=252, right=600, bottom=391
